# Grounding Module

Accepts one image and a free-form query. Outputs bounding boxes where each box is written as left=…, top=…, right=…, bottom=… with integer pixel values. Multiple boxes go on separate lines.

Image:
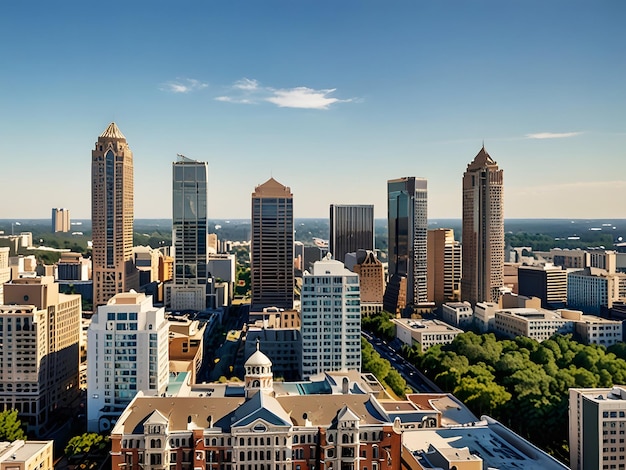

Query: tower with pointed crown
left=461, top=145, right=504, bottom=305
left=250, top=177, right=294, bottom=311
left=91, top=122, right=139, bottom=307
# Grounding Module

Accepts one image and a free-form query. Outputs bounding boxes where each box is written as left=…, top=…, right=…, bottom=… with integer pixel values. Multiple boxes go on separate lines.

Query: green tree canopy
left=0, top=409, right=26, bottom=442
left=65, top=433, right=110, bottom=457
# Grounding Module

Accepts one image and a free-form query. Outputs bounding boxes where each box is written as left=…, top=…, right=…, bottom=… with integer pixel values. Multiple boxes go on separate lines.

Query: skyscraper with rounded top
left=91, top=122, right=138, bottom=307
left=250, top=177, right=294, bottom=311
left=461, top=145, right=504, bottom=305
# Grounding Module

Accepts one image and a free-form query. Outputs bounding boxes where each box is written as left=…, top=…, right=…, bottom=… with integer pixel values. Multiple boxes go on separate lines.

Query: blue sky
left=1, top=1, right=624, bottom=220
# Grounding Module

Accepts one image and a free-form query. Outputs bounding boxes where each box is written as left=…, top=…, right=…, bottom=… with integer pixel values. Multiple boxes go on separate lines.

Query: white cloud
left=526, top=131, right=581, bottom=139
left=216, top=78, right=352, bottom=109
left=266, top=87, right=350, bottom=109
left=161, top=78, right=208, bottom=94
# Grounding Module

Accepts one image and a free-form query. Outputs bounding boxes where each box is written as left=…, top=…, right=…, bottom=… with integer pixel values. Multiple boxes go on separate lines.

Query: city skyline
left=1, top=1, right=625, bottom=220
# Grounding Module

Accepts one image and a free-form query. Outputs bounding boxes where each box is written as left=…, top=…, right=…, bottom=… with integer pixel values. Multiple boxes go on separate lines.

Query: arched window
left=342, top=434, right=350, bottom=444
left=240, top=451, right=245, bottom=461
left=372, top=445, right=379, bottom=459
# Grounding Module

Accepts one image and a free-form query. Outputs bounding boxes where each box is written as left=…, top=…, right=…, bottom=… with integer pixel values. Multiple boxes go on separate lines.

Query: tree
left=65, top=433, right=110, bottom=457
left=0, top=409, right=26, bottom=441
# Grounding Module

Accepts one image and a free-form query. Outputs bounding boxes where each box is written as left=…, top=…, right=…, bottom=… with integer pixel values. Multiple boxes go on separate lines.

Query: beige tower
left=461, top=146, right=504, bottom=305
left=91, top=123, right=138, bottom=307
left=427, top=228, right=461, bottom=305
left=250, top=178, right=294, bottom=311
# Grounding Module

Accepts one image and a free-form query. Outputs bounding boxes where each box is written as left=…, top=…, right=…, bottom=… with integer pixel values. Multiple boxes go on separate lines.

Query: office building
left=393, top=318, right=463, bottom=352
left=550, top=248, right=589, bottom=270
left=563, top=310, right=623, bottom=347
left=518, top=263, right=568, bottom=309
left=0, top=247, right=10, bottom=304
left=568, top=267, right=624, bottom=315
left=51, top=208, right=70, bottom=233
left=0, top=440, right=54, bottom=470
left=329, top=204, right=374, bottom=263
left=87, top=292, right=169, bottom=432
left=569, top=386, right=626, bottom=470
left=494, top=308, right=574, bottom=342
left=170, top=155, right=209, bottom=311
left=386, top=177, right=428, bottom=311
left=91, top=122, right=138, bottom=307
left=250, top=178, right=294, bottom=311
left=352, top=249, right=385, bottom=316
left=110, top=349, right=402, bottom=470
left=461, top=146, right=504, bottom=305
left=0, top=276, right=81, bottom=436
left=441, top=302, right=473, bottom=329
left=56, top=252, right=90, bottom=281
left=427, top=228, right=461, bottom=305
left=301, top=257, right=361, bottom=379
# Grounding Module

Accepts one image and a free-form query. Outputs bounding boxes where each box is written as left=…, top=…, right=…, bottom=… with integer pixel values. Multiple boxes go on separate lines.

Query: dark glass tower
left=386, top=177, right=428, bottom=309
left=329, top=204, right=374, bottom=264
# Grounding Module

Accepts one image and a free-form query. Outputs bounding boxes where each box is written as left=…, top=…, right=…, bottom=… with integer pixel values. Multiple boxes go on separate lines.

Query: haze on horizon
left=1, top=1, right=624, bottom=221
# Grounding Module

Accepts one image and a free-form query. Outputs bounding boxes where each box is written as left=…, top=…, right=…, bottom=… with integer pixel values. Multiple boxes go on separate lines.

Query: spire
left=467, top=144, right=496, bottom=170
left=99, top=122, right=126, bottom=140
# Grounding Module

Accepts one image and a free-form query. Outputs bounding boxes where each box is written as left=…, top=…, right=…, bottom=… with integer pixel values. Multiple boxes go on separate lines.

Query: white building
left=559, top=309, right=623, bottom=347
left=393, top=318, right=463, bottom=352
left=87, top=292, right=169, bottom=433
left=300, top=257, right=361, bottom=380
left=494, top=308, right=574, bottom=341
left=473, top=301, right=498, bottom=333
left=569, top=386, right=626, bottom=470
left=568, top=267, right=625, bottom=315
left=441, top=302, right=473, bottom=329
left=0, top=247, right=10, bottom=304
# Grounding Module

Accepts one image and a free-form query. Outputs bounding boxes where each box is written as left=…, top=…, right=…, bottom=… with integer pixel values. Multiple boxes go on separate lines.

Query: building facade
left=518, top=263, right=568, bottom=309
left=427, top=228, right=461, bottom=306
left=0, top=276, right=81, bottom=435
left=461, top=146, right=504, bottom=305
left=568, top=267, right=623, bottom=315
left=51, top=208, right=70, bottom=233
left=301, top=258, right=361, bottom=380
left=91, top=122, right=138, bottom=307
left=170, top=155, right=209, bottom=311
left=569, top=386, right=626, bottom=470
left=493, top=308, right=574, bottom=342
left=441, top=302, right=473, bottom=329
left=87, top=292, right=169, bottom=432
left=329, top=204, right=374, bottom=264
left=250, top=178, right=294, bottom=311
left=393, top=319, right=463, bottom=352
left=386, top=177, right=428, bottom=310
left=352, top=250, right=385, bottom=316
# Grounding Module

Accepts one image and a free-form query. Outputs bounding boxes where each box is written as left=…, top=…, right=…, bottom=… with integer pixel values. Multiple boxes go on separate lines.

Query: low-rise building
left=473, top=302, right=498, bottom=333
left=559, top=309, right=623, bottom=347
left=168, top=319, right=206, bottom=384
left=393, top=319, right=463, bottom=352
left=568, top=267, right=625, bottom=315
left=0, top=440, right=53, bottom=470
left=441, top=302, right=472, bottom=329
left=494, top=308, right=574, bottom=341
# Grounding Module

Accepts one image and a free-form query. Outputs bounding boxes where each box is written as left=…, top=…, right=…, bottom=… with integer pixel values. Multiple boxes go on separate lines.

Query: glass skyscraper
left=386, top=177, right=428, bottom=309
left=329, top=204, right=374, bottom=264
left=171, top=155, right=209, bottom=311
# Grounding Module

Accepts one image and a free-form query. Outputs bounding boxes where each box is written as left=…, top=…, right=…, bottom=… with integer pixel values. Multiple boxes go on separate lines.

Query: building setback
left=329, top=204, right=374, bottom=264
left=250, top=178, right=294, bottom=311
left=461, top=146, right=504, bottom=305
left=91, top=123, right=138, bottom=307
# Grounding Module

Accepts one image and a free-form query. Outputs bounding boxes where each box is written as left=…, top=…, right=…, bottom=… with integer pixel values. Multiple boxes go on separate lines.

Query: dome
left=245, top=341, right=272, bottom=369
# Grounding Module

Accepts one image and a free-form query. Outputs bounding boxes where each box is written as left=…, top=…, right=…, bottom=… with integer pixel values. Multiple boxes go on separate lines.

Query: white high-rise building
left=300, top=257, right=361, bottom=380
left=87, top=292, right=169, bottom=432
left=569, top=386, right=626, bottom=470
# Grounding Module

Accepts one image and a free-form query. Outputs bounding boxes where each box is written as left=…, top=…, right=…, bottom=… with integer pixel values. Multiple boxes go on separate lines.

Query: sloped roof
left=252, top=177, right=292, bottom=197
left=99, top=122, right=126, bottom=140
left=231, top=393, right=292, bottom=428
left=466, top=145, right=497, bottom=171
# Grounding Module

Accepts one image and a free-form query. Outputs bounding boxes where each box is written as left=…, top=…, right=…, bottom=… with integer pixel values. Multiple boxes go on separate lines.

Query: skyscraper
left=385, top=177, right=428, bottom=311
left=251, top=178, right=294, bottom=311
left=170, top=155, right=209, bottom=311
left=427, top=228, right=462, bottom=305
left=91, top=122, right=138, bottom=307
left=51, top=207, right=70, bottom=232
left=461, top=146, right=504, bottom=305
left=329, top=204, right=374, bottom=263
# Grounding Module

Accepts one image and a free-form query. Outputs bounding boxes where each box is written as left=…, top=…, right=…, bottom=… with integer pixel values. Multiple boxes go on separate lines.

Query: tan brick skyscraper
left=461, top=146, right=504, bottom=305
left=91, top=123, right=138, bottom=307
